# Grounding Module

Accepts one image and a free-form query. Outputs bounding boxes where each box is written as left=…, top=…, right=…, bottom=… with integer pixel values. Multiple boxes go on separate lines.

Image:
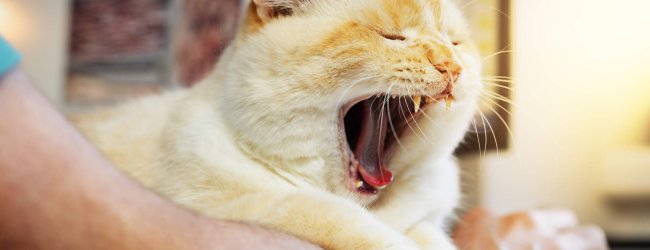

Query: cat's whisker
left=470, top=116, right=485, bottom=161
left=483, top=91, right=514, bottom=105
left=483, top=80, right=513, bottom=86
left=482, top=88, right=511, bottom=100
left=482, top=80, right=515, bottom=87
left=417, top=107, right=440, bottom=128
left=397, top=92, right=448, bottom=153
left=493, top=6, right=512, bottom=21
left=402, top=88, right=434, bottom=145
left=479, top=98, right=514, bottom=143
left=482, top=50, right=513, bottom=62
left=476, top=106, right=488, bottom=155
left=482, top=96, right=514, bottom=119
left=479, top=92, right=513, bottom=139
left=372, top=92, right=392, bottom=167
left=482, top=78, right=514, bottom=83
left=382, top=83, right=408, bottom=154
left=482, top=75, right=513, bottom=80
left=465, top=121, right=486, bottom=134
left=483, top=82, right=514, bottom=90
left=408, top=111, right=450, bottom=154
left=476, top=106, right=499, bottom=157
left=410, top=83, right=447, bottom=112
left=480, top=95, right=515, bottom=138
left=368, top=86, right=386, bottom=109
left=397, top=97, right=425, bottom=143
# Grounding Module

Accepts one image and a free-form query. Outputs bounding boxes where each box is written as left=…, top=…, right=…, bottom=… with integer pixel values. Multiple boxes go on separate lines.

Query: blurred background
left=1, top=0, right=649, bottom=248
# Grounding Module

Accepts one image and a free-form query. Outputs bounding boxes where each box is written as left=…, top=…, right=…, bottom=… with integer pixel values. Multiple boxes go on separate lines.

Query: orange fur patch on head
left=379, top=0, right=423, bottom=28
left=233, top=0, right=477, bottom=99
left=311, top=22, right=372, bottom=57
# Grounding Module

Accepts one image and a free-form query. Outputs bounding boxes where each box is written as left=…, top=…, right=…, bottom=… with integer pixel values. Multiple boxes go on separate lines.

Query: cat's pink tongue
left=358, top=161, right=393, bottom=189
left=354, top=99, right=394, bottom=189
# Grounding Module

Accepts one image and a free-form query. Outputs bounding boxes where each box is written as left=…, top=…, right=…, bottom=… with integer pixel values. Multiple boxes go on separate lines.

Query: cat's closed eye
left=376, top=30, right=406, bottom=41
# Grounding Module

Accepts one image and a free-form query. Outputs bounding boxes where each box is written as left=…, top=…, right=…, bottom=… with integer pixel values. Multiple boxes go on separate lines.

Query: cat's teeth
left=425, top=96, right=435, bottom=103
left=355, top=180, right=364, bottom=188
left=445, top=96, right=453, bottom=111
left=413, top=95, right=422, bottom=112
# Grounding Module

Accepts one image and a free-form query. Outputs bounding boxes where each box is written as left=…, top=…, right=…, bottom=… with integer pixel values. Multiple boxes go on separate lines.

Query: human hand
left=453, top=208, right=608, bottom=250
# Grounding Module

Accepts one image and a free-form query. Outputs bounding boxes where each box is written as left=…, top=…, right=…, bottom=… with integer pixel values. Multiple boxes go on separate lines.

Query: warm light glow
left=0, top=1, right=8, bottom=36
left=574, top=1, right=650, bottom=140
left=0, top=0, right=71, bottom=105
left=483, top=0, right=650, bottom=228
left=0, top=2, right=5, bottom=31
left=0, top=0, right=30, bottom=46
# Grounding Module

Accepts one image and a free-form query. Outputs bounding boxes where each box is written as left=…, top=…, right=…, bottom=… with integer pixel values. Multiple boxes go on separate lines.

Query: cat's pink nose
left=434, top=61, right=462, bottom=83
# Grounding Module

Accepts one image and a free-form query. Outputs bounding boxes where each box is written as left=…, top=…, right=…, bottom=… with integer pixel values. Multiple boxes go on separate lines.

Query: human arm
left=0, top=68, right=320, bottom=249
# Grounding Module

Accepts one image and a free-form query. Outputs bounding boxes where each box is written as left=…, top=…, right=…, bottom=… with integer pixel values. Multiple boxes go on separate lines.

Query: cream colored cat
left=73, top=0, right=483, bottom=249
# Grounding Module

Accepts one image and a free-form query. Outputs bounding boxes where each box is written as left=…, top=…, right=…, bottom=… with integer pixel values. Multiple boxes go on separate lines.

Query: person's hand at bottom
left=453, top=207, right=607, bottom=250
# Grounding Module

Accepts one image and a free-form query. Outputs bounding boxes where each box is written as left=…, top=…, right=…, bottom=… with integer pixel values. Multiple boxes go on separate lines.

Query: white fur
left=74, top=0, right=483, bottom=249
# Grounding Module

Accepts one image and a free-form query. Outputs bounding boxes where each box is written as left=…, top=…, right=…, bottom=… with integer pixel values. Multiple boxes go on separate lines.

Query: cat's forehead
left=323, top=0, right=463, bottom=32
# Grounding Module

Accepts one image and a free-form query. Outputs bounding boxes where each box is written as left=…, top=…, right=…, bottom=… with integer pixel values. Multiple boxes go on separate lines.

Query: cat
left=72, top=0, right=483, bottom=249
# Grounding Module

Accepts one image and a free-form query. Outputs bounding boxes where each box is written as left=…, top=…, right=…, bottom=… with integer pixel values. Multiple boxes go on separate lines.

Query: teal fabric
left=0, top=37, right=20, bottom=77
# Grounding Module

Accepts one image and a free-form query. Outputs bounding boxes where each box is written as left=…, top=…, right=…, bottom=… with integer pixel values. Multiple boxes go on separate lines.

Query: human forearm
left=0, top=68, right=194, bottom=249
left=0, top=69, right=319, bottom=249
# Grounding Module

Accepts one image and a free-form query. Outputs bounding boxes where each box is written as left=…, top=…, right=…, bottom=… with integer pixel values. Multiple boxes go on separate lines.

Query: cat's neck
left=184, top=68, right=337, bottom=190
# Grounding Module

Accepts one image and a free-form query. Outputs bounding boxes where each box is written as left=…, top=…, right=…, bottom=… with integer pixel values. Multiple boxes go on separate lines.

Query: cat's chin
left=338, top=93, right=451, bottom=196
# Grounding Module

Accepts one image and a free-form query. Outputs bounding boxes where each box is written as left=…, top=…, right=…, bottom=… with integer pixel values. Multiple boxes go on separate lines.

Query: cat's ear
left=252, top=0, right=303, bottom=22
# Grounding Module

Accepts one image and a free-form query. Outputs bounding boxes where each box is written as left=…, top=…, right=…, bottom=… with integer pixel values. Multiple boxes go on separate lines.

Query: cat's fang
left=445, top=97, right=453, bottom=111
left=355, top=180, right=364, bottom=188
left=413, top=95, right=421, bottom=112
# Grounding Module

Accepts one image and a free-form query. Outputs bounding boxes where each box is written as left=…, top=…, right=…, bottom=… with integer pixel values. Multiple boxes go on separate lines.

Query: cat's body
left=73, top=0, right=483, bottom=249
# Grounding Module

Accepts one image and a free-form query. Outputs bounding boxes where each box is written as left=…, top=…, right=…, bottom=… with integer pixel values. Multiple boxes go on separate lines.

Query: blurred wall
left=482, top=0, right=650, bottom=228
left=0, top=0, right=71, bottom=106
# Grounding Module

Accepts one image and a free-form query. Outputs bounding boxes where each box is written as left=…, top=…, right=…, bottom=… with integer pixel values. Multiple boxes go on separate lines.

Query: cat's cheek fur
left=386, top=48, right=483, bottom=176
left=372, top=157, right=461, bottom=231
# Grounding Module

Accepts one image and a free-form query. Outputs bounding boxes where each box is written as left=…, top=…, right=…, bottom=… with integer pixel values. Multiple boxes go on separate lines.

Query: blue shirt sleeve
left=0, top=37, right=21, bottom=77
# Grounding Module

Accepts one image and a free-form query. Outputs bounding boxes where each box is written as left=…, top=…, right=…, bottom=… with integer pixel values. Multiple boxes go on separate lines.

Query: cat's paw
left=406, top=222, right=457, bottom=250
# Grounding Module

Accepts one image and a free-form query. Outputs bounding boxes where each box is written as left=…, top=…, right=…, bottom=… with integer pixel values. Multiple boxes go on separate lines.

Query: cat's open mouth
left=340, top=93, right=451, bottom=195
